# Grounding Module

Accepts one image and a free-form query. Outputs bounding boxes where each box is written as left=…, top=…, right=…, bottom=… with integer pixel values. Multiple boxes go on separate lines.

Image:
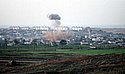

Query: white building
left=32, top=26, right=50, bottom=31
left=9, top=26, right=20, bottom=30
left=71, top=26, right=83, bottom=31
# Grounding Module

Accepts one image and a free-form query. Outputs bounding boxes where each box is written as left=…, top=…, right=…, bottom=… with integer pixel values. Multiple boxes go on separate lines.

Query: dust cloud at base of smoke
left=43, top=31, right=74, bottom=42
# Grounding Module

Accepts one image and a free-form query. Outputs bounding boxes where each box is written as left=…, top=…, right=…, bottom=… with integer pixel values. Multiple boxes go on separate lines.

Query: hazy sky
left=0, top=0, right=125, bottom=28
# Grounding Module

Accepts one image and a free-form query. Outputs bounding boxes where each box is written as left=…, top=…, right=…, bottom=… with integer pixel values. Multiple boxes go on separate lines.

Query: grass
left=16, top=48, right=125, bottom=55
left=67, top=49, right=125, bottom=55
left=0, top=45, right=125, bottom=58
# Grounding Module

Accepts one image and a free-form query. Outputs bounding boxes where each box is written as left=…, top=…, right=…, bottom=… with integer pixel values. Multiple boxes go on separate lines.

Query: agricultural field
left=0, top=44, right=125, bottom=74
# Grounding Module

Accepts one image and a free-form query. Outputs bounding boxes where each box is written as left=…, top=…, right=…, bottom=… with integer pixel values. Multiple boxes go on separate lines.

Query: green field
left=0, top=44, right=125, bottom=58
left=15, top=48, right=125, bottom=55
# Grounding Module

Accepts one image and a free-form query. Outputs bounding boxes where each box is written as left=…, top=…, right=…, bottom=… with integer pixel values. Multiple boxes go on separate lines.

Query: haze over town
left=0, top=0, right=125, bottom=28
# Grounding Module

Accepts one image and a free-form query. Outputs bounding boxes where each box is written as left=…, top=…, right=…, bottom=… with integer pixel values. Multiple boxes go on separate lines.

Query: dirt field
left=0, top=53, right=125, bottom=74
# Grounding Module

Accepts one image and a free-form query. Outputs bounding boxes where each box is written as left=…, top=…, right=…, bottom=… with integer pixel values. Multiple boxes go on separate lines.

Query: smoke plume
left=43, top=14, right=73, bottom=43
left=47, top=14, right=61, bottom=20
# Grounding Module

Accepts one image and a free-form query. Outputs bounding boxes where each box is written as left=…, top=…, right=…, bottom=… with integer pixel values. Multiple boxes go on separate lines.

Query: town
left=0, top=26, right=125, bottom=48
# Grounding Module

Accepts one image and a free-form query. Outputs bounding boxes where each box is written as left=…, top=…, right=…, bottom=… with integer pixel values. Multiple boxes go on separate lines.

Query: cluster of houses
left=0, top=26, right=125, bottom=47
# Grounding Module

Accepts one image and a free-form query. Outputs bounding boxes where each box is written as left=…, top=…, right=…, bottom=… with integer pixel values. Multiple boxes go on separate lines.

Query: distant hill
left=102, top=28, right=125, bottom=34
left=92, top=28, right=125, bottom=34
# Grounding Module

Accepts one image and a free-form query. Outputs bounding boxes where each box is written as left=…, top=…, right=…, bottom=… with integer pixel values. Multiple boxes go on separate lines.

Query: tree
left=60, top=40, right=67, bottom=45
left=14, top=39, right=20, bottom=45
